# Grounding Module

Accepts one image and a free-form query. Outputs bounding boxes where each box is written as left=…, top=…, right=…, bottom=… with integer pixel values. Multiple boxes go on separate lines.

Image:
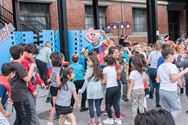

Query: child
left=9, top=45, right=36, bottom=125
left=22, top=44, right=46, bottom=125
left=47, top=52, right=62, bottom=125
left=156, top=47, right=188, bottom=118
left=127, top=56, right=148, bottom=119
left=70, top=54, right=88, bottom=112
left=175, top=45, right=185, bottom=94
left=55, top=67, right=80, bottom=125
left=137, top=54, right=149, bottom=108
left=79, top=55, right=103, bottom=125
left=102, top=55, right=122, bottom=125
left=134, top=109, right=175, bottom=125
left=0, top=63, right=15, bottom=125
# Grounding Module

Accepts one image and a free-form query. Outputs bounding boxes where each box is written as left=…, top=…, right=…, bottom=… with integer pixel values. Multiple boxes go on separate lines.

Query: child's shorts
left=50, top=86, right=59, bottom=96
left=55, top=104, right=73, bottom=115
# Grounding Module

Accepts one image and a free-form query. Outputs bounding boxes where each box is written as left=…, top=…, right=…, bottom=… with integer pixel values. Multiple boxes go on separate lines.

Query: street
left=8, top=88, right=188, bottom=125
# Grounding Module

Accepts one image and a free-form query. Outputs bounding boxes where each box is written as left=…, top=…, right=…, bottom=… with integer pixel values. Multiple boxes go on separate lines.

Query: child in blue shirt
left=70, top=54, right=88, bottom=112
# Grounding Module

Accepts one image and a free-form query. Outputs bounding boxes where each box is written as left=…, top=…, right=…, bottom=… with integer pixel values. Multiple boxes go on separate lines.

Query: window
left=20, top=2, right=50, bottom=30
left=133, top=8, right=147, bottom=32
left=85, top=6, right=106, bottom=29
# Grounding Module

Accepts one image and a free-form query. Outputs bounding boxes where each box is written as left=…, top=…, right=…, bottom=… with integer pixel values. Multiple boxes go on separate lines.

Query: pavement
left=7, top=88, right=188, bottom=125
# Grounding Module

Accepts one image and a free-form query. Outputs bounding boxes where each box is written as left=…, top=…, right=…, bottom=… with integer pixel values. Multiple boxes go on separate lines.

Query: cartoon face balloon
left=84, top=27, right=110, bottom=64
left=85, top=28, right=103, bottom=48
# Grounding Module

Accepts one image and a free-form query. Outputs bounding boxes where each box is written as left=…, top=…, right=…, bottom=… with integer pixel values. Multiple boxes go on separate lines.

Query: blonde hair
left=45, top=42, right=51, bottom=48
left=154, top=40, right=161, bottom=51
left=175, top=44, right=184, bottom=53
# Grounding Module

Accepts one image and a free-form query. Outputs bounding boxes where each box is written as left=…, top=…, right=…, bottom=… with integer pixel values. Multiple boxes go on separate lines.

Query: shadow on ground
left=38, top=110, right=50, bottom=120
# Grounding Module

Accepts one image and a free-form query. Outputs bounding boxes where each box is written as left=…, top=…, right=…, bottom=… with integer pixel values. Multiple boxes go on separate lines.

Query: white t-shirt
left=129, top=70, right=145, bottom=90
left=148, top=50, right=162, bottom=68
left=103, top=66, right=118, bottom=88
left=157, top=62, right=179, bottom=91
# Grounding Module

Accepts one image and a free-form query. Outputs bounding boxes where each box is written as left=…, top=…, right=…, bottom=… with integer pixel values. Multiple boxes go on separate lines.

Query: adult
left=175, top=49, right=188, bottom=113
left=36, top=42, right=51, bottom=86
left=147, top=40, right=162, bottom=107
left=164, top=34, right=170, bottom=42
left=176, top=33, right=186, bottom=45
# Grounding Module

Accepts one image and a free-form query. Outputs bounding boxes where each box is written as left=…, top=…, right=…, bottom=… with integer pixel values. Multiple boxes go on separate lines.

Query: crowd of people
left=1, top=33, right=188, bottom=125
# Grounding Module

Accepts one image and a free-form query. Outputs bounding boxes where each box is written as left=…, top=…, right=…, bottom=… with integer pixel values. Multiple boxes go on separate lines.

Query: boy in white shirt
left=156, top=47, right=188, bottom=118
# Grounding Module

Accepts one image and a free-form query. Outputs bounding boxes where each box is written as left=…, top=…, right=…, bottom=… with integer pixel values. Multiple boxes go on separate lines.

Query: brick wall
left=2, top=0, right=171, bottom=44
left=50, top=1, right=59, bottom=30
left=123, top=3, right=133, bottom=35
left=179, top=9, right=186, bottom=35
left=157, top=5, right=168, bottom=34
left=67, top=0, right=85, bottom=30
left=106, top=3, right=121, bottom=36
left=3, top=0, right=13, bottom=12
left=106, top=3, right=147, bottom=43
left=129, top=37, right=148, bottom=44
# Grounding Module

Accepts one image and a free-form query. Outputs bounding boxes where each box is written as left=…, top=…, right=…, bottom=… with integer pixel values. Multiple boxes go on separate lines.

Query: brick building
left=1, top=0, right=188, bottom=43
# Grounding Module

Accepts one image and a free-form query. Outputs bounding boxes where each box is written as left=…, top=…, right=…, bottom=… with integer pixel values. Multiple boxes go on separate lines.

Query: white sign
left=0, top=23, right=15, bottom=44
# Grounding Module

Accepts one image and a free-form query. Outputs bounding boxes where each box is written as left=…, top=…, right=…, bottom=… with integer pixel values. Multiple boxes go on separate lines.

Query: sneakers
left=64, top=120, right=71, bottom=125
left=122, top=96, right=129, bottom=102
left=113, top=112, right=126, bottom=119
left=102, top=110, right=108, bottom=116
left=156, top=104, right=161, bottom=108
left=46, top=97, right=51, bottom=103
left=149, top=93, right=153, bottom=99
left=103, top=118, right=114, bottom=125
left=88, top=119, right=96, bottom=125
left=97, top=118, right=103, bottom=125
left=80, top=107, right=89, bottom=112
left=115, top=119, right=122, bottom=125
left=47, top=121, right=54, bottom=125
left=58, top=117, right=71, bottom=125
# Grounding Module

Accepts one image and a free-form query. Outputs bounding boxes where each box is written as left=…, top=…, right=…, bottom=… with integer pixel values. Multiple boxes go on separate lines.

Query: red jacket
left=22, top=56, right=44, bottom=93
left=0, top=75, right=11, bottom=98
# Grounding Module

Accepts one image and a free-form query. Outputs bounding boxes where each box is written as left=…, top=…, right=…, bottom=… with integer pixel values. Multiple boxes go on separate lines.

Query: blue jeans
left=147, top=68, right=160, bottom=106
left=88, top=99, right=102, bottom=119
left=160, top=90, right=182, bottom=118
left=185, top=79, right=188, bottom=97
left=28, top=92, right=40, bottom=125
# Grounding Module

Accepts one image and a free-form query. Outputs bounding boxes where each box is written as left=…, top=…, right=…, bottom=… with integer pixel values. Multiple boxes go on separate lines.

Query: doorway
left=168, top=11, right=180, bottom=41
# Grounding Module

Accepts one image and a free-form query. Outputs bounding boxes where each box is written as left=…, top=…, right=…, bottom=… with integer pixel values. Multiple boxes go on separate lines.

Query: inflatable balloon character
left=82, top=27, right=110, bottom=64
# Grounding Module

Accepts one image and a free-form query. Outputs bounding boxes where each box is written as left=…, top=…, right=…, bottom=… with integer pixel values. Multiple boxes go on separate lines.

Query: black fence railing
left=0, top=5, right=45, bottom=34
left=22, top=20, right=46, bottom=32
left=20, top=20, right=41, bottom=34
